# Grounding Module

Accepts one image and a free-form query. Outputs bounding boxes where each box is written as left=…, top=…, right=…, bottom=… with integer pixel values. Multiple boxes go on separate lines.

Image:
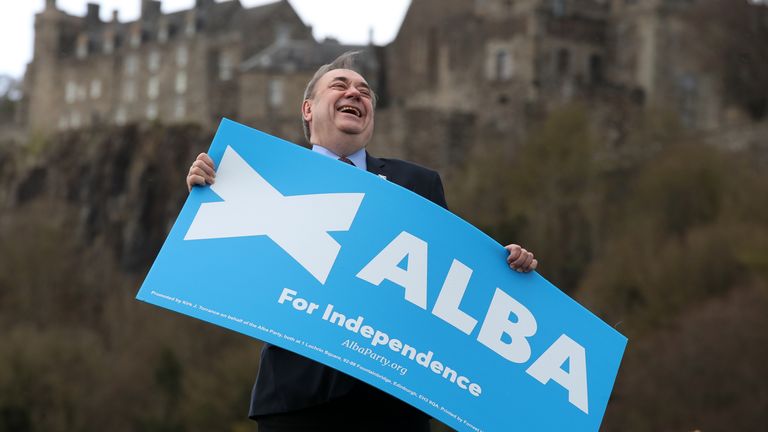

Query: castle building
left=24, top=0, right=316, bottom=134
left=373, top=0, right=737, bottom=171
left=22, top=0, right=755, bottom=171
left=607, top=0, right=723, bottom=128
left=382, top=0, right=614, bottom=166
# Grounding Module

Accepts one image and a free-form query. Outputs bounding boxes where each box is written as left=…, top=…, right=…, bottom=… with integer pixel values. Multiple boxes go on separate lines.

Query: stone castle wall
left=20, top=0, right=749, bottom=175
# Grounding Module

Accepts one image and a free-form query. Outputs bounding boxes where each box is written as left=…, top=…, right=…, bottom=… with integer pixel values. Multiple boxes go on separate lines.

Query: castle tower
left=27, top=2, right=65, bottom=134
left=608, top=0, right=722, bottom=128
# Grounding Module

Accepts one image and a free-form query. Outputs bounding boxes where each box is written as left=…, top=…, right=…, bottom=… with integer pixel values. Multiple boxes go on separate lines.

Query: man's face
left=302, top=68, right=375, bottom=156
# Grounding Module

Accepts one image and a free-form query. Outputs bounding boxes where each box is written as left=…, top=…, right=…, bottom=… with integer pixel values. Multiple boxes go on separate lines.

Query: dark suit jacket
left=249, top=152, right=447, bottom=419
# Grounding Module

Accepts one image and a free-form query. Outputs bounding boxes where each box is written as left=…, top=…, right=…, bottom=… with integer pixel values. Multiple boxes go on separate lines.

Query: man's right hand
left=186, top=152, right=216, bottom=192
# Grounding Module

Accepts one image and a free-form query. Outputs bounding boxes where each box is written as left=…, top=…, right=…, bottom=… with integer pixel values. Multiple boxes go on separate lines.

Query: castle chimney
left=45, top=0, right=57, bottom=10
left=141, top=0, right=162, bottom=20
left=86, top=3, right=101, bottom=24
left=112, top=9, right=119, bottom=22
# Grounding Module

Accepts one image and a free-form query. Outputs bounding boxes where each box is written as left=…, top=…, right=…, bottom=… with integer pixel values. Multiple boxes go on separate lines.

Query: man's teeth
left=338, top=106, right=361, bottom=117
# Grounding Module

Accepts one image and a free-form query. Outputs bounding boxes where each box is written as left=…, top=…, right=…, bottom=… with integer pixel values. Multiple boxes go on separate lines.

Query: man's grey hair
left=302, top=50, right=378, bottom=143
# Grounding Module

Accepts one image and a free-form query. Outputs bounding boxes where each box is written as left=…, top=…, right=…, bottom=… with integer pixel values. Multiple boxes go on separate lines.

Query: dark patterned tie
left=338, top=156, right=355, bottom=167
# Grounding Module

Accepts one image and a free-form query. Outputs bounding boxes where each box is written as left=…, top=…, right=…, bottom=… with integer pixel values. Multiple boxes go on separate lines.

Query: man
left=186, top=52, right=537, bottom=431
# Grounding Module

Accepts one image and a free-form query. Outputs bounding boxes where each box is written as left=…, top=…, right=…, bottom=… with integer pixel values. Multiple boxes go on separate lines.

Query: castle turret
left=28, top=2, right=65, bottom=133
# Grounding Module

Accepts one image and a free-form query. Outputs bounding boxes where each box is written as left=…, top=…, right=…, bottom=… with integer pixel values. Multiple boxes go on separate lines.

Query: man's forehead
left=320, top=68, right=370, bottom=87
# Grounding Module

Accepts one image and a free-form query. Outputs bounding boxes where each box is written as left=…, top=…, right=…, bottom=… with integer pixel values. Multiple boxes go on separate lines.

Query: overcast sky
left=0, top=0, right=411, bottom=79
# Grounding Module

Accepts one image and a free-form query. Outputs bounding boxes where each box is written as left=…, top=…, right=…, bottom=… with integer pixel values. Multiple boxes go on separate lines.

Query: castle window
left=678, top=73, right=698, bottom=127
left=122, top=81, right=136, bottom=102
left=589, top=54, right=603, bottom=84
left=115, top=107, right=127, bottom=125
left=177, top=45, right=189, bottom=67
left=148, top=51, right=161, bottom=72
left=76, top=35, right=88, bottom=59
left=219, top=52, right=233, bottom=81
left=77, top=84, right=87, bottom=101
left=175, top=71, right=187, bottom=94
left=104, top=35, right=114, bottom=54
left=412, top=38, right=427, bottom=75
left=65, top=81, right=77, bottom=104
left=174, top=98, right=186, bottom=119
left=552, top=0, right=566, bottom=17
left=70, top=111, right=81, bottom=128
left=268, top=78, right=284, bottom=107
left=556, top=48, right=570, bottom=76
left=90, top=79, right=102, bottom=99
left=275, top=25, right=291, bottom=45
left=147, top=77, right=160, bottom=100
left=495, top=49, right=513, bottom=81
left=146, top=103, right=158, bottom=120
left=125, top=54, right=139, bottom=76
left=185, top=12, right=197, bottom=37
left=158, top=21, right=169, bottom=43
left=427, top=27, right=438, bottom=84
left=130, top=28, right=141, bottom=48
left=58, top=115, right=68, bottom=130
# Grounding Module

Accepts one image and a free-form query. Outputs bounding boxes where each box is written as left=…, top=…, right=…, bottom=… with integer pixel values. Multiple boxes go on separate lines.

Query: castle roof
left=72, top=0, right=289, bottom=53
left=241, top=38, right=376, bottom=74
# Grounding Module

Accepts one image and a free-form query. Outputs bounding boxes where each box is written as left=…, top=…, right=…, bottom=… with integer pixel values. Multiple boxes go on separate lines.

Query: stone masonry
left=22, top=0, right=755, bottom=175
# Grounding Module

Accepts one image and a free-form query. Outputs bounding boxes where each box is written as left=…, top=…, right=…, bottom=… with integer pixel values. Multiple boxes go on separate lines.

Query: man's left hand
left=505, top=244, right=538, bottom=273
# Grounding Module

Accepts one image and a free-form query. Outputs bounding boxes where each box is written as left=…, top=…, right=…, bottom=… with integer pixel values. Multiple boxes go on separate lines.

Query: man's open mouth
left=337, top=105, right=362, bottom=118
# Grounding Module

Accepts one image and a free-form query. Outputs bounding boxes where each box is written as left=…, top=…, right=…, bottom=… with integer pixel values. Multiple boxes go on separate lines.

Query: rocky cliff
left=2, top=124, right=212, bottom=273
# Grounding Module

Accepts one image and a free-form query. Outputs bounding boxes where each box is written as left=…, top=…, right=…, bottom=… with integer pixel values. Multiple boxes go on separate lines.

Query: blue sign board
left=136, top=119, right=627, bottom=431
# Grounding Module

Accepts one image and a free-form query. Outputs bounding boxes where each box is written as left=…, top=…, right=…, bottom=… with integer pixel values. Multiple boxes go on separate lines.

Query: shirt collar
left=311, top=145, right=367, bottom=171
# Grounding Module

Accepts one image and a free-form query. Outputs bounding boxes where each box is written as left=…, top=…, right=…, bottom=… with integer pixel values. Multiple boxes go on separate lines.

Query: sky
left=0, top=0, right=411, bottom=79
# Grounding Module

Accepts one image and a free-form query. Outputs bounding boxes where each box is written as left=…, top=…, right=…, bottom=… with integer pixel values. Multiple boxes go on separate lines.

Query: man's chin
left=337, top=125, right=373, bottom=137
left=338, top=127, right=365, bottom=135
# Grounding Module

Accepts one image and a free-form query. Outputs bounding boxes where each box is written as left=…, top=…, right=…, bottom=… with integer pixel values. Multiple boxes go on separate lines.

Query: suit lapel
left=365, top=152, right=387, bottom=178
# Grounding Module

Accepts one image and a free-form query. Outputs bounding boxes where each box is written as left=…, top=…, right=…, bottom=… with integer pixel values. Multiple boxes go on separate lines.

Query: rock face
left=0, top=124, right=274, bottom=432
left=1, top=123, right=214, bottom=273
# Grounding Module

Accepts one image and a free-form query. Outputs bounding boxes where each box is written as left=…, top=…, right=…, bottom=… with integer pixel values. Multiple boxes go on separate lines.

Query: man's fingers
left=189, top=166, right=214, bottom=184
left=196, top=152, right=216, bottom=169
left=505, top=243, right=538, bottom=273
left=186, top=166, right=214, bottom=192
left=512, top=248, right=530, bottom=267
left=522, top=253, right=534, bottom=271
left=186, top=153, right=216, bottom=192
left=186, top=174, right=207, bottom=192
left=516, top=255, right=537, bottom=273
left=192, top=159, right=216, bottom=178
left=189, top=174, right=208, bottom=185
left=505, top=244, right=522, bottom=262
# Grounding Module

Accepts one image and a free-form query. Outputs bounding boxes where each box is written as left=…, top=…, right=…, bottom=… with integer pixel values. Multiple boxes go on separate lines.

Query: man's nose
left=344, top=86, right=361, bottom=99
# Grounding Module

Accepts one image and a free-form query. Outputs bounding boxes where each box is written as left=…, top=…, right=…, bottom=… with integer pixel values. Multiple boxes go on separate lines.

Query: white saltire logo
left=185, top=146, right=365, bottom=284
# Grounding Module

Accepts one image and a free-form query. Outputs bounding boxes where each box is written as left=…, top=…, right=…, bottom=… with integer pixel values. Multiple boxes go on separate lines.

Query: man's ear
left=301, top=100, right=312, bottom=122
